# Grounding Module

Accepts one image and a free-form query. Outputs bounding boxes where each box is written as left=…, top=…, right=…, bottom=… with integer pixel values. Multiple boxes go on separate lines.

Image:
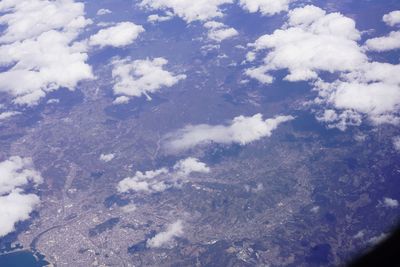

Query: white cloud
left=173, top=157, right=210, bottom=177
left=246, top=5, right=365, bottom=83
left=246, top=5, right=400, bottom=129
left=204, top=21, right=238, bottom=42
left=97, top=8, right=112, bottom=16
left=89, top=22, right=144, bottom=48
left=164, top=113, right=294, bottom=152
left=394, top=136, right=400, bottom=151
left=147, top=220, right=184, bottom=248
left=0, top=0, right=93, bottom=106
left=147, top=12, right=173, bottom=23
left=0, top=156, right=43, bottom=237
left=111, top=57, right=186, bottom=102
left=99, top=153, right=115, bottom=162
left=139, top=0, right=233, bottom=23
left=239, top=0, right=293, bottom=16
left=117, top=158, right=209, bottom=194
left=383, top=197, right=399, bottom=208
left=365, top=31, right=400, bottom=52
left=383, top=10, right=400, bottom=27
left=0, top=111, right=20, bottom=120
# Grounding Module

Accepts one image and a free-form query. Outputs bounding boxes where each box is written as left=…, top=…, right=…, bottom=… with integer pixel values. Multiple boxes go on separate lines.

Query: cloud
left=97, top=8, right=112, bottom=16
left=365, top=31, right=400, bottom=52
left=164, top=113, right=294, bottom=152
left=139, top=0, right=233, bottom=23
left=99, top=153, right=115, bottom=162
left=314, top=61, right=400, bottom=128
left=173, top=157, right=210, bottom=177
left=0, top=156, right=43, bottom=237
left=383, top=197, right=399, bottom=208
left=246, top=5, right=365, bottom=83
left=147, top=12, right=174, bottom=23
left=383, top=10, right=400, bottom=27
left=204, top=21, right=238, bottom=42
left=394, top=136, right=400, bottom=151
left=0, top=111, right=20, bottom=120
left=239, top=0, right=293, bottom=16
left=111, top=57, right=186, bottom=102
left=117, top=158, right=209, bottom=194
left=245, top=5, right=400, bottom=129
left=0, top=0, right=93, bottom=106
left=89, top=22, right=144, bottom=48
left=147, top=220, right=184, bottom=248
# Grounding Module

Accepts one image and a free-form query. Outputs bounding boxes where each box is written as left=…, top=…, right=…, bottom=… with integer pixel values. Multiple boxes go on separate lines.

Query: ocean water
left=0, top=250, right=49, bottom=267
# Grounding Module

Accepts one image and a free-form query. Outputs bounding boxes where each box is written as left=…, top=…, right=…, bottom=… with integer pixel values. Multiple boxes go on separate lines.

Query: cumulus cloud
left=147, top=12, right=174, bottom=23
left=394, top=136, right=400, bottom=151
left=239, top=0, right=293, bottom=16
left=246, top=5, right=365, bottom=83
left=99, top=153, right=115, bottom=162
left=111, top=57, right=186, bottom=102
left=383, top=197, right=399, bottom=208
left=0, top=156, right=43, bottom=237
left=164, top=113, right=294, bottom=152
left=365, top=31, right=400, bottom=52
left=89, top=22, right=144, bottom=48
left=139, top=0, right=233, bottom=23
left=147, top=220, right=184, bottom=248
left=383, top=10, right=400, bottom=27
left=117, top=158, right=209, bottom=194
left=0, top=0, right=93, bottom=106
left=97, top=8, right=112, bottom=16
left=0, top=111, right=20, bottom=120
left=204, top=21, right=238, bottom=42
left=245, top=5, right=400, bottom=129
left=173, top=157, right=210, bottom=177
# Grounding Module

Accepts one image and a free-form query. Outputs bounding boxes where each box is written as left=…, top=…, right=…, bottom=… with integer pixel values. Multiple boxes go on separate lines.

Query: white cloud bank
left=204, top=21, right=238, bottom=42
left=0, top=156, right=43, bottom=237
left=139, top=0, right=233, bottom=23
left=383, top=10, right=400, bottom=27
left=164, top=113, right=294, bottom=152
left=117, top=157, right=209, bottom=194
left=239, top=0, right=293, bottom=16
left=245, top=5, right=400, bottom=130
left=111, top=57, right=186, bottom=102
left=89, top=22, right=145, bottom=48
left=0, top=0, right=94, bottom=106
left=147, top=220, right=184, bottom=248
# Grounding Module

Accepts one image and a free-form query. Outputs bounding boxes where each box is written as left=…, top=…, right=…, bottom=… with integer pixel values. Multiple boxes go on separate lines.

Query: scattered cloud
left=0, top=156, right=43, bottom=237
left=147, top=220, right=184, bottom=248
left=246, top=5, right=364, bottom=83
left=204, top=21, right=238, bottom=42
left=99, top=153, right=115, bottom=162
left=139, top=0, right=233, bottom=23
left=164, top=113, right=294, bottom=152
left=111, top=57, right=186, bottom=102
left=147, top=12, right=174, bottom=23
left=0, top=0, right=93, bottom=106
left=89, top=22, right=145, bottom=48
left=365, top=31, right=400, bottom=52
left=97, top=8, right=112, bottom=16
left=383, top=10, right=400, bottom=27
left=117, top=158, right=209, bottom=194
left=0, top=111, right=20, bottom=120
left=383, top=197, right=399, bottom=208
left=245, top=5, right=400, bottom=130
left=394, top=136, right=400, bottom=151
left=239, top=0, right=293, bottom=16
